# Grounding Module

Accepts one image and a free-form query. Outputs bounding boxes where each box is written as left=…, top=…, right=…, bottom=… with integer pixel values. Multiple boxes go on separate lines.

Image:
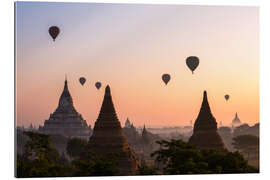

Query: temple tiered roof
left=188, top=91, right=227, bottom=152
left=232, top=113, right=241, bottom=125
left=55, top=79, right=77, bottom=113
left=39, top=78, right=91, bottom=138
left=125, top=118, right=131, bottom=128
left=141, top=125, right=150, bottom=143
left=88, top=85, right=139, bottom=175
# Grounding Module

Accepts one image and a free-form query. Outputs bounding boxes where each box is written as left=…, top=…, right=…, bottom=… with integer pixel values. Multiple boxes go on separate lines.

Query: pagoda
left=232, top=113, right=241, bottom=126
left=39, top=78, right=91, bottom=139
left=125, top=118, right=131, bottom=128
left=188, top=91, right=227, bottom=151
left=141, top=125, right=150, bottom=144
left=88, top=85, right=139, bottom=175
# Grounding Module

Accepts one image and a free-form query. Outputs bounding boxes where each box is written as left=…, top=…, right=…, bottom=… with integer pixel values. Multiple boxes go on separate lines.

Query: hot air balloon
left=186, top=56, right=199, bottom=74
left=79, top=77, right=86, bottom=86
left=162, top=74, right=171, bottom=85
left=48, top=26, right=60, bottom=41
left=224, top=94, right=230, bottom=101
left=95, top=82, right=102, bottom=90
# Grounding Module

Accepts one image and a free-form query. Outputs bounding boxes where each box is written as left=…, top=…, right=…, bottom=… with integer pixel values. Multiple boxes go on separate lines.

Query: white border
left=1, top=0, right=269, bottom=180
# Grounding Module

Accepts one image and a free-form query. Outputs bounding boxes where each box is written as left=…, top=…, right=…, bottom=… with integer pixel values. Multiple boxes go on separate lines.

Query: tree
left=232, top=135, right=259, bottom=161
left=151, top=139, right=258, bottom=174
left=66, top=137, right=87, bottom=159
left=16, top=131, right=74, bottom=177
left=16, top=131, right=120, bottom=177
left=72, top=149, right=119, bottom=176
left=22, top=131, right=59, bottom=163
left=138, top=165, right=158, bottom=175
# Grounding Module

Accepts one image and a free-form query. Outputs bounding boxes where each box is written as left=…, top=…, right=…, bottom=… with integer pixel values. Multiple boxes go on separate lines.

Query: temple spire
left=88, top=85, right=139, bottom=174
left=198, top=91, right=212, bottom=117
left=142, top=124, right=146, bottom=133
left=64, top=75, right=68, bottom=91
left=97, top=85, right=118, bottom=122
left=142, top=124, right=148, bottom=137
left=188, top=91, right=226, bottom=151
left=105, top=85, right=110, bottom=95
left=64, top=80, right=68, bottom=90
left=61, top=77, right=71, bottom=99
left=40, top=77, right=91, bottom=138
left=125, top=118, right=131, bottom=128
left=55, top=77, right=75, bottom=113
left=232, top=112, right=241, bottom=125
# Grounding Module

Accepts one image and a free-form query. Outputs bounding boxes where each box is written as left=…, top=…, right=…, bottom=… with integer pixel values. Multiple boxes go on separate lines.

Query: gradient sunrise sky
left=16, top=2, right=259, bottom=128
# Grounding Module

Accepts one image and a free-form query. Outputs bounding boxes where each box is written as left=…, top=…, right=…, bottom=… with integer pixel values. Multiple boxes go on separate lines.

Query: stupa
left=88, top=85, right=139, bottom=175
left=39, top=78, right=91, bottom=139
left=125, top=118, right=131, bottom=128
left=141, top=125, right=150, bottom=144
left=188, top=91, right=227, bottom=151
left=232, top=113, right=241, bottom=126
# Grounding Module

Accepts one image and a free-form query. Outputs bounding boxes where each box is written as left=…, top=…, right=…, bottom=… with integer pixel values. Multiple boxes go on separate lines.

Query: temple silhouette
left=88, top=85, right=139, bottom=175
left=189, top=91, right=227, bottom=152
left=232, top=112, right=241, bottom=126
left=39, top=78, right=91, bottom=138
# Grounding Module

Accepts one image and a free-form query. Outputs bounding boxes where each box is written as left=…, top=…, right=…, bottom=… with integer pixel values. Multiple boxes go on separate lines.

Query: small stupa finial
left=105, top=85, right=111, bottom=96
left=203, top=90, right=207, bottom=100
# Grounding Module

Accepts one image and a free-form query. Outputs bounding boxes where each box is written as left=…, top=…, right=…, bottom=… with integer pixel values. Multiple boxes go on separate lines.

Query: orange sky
left=16, top=2, right=259, bottom=127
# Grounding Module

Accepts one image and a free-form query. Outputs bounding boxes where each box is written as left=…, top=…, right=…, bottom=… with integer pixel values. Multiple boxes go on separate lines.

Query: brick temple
left=88, top=85, right=139, bottom=175
left=189, top=91, right=227, bottom=152
left=39, top=78, right=91, bottom=139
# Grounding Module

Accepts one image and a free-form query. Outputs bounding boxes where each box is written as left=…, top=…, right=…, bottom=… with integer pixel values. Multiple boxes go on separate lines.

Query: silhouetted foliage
left=72, top=149, right=119, bottom=176
left=17, top=132, right=259, bottom=177
left=16, top=131, right=74, bottom=177
left=16, top=131, right=119, bottom=177
left=138, top=165, right=158, bottom=175
left=233, top=135, right=259, bottom=151
left=151, top=139, right=258, bottom=174
left=66, top=137, right=87, bottom=158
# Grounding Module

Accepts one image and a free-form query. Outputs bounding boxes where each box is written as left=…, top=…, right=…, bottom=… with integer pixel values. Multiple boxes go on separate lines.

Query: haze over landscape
left=16, top=2, right=259, bottom=128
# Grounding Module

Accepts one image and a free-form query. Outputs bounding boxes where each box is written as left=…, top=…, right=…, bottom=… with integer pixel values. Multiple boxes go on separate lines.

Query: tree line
left=16, top=131, right=258, bottom=177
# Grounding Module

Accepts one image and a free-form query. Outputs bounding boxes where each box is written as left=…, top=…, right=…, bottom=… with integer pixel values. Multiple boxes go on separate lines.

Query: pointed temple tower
left=39, top=78, right=91, bottom=139
left=125, top=118, right=131, bottom=128
left=141, top=125, right=150, bottom=144
left=188, top=91, right=227, bottom=152
left=232, top=113, right=241, bottom=126
left=141, top=125, right=153, bottom=154
left=88, top=85, right=139, bottom=175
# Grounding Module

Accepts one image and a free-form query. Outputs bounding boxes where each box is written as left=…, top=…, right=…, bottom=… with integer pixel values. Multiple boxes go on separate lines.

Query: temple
left=88, top=85, right=139, bottom=175
left=141, top=125, right=150, bottom=144
left=232, top=113, right=241, bottom=126
left=39, top=78, right=91, bottom=139
left=125, top=118, right=131, bottom=128
left=188, top=91, right=227, bottom=152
